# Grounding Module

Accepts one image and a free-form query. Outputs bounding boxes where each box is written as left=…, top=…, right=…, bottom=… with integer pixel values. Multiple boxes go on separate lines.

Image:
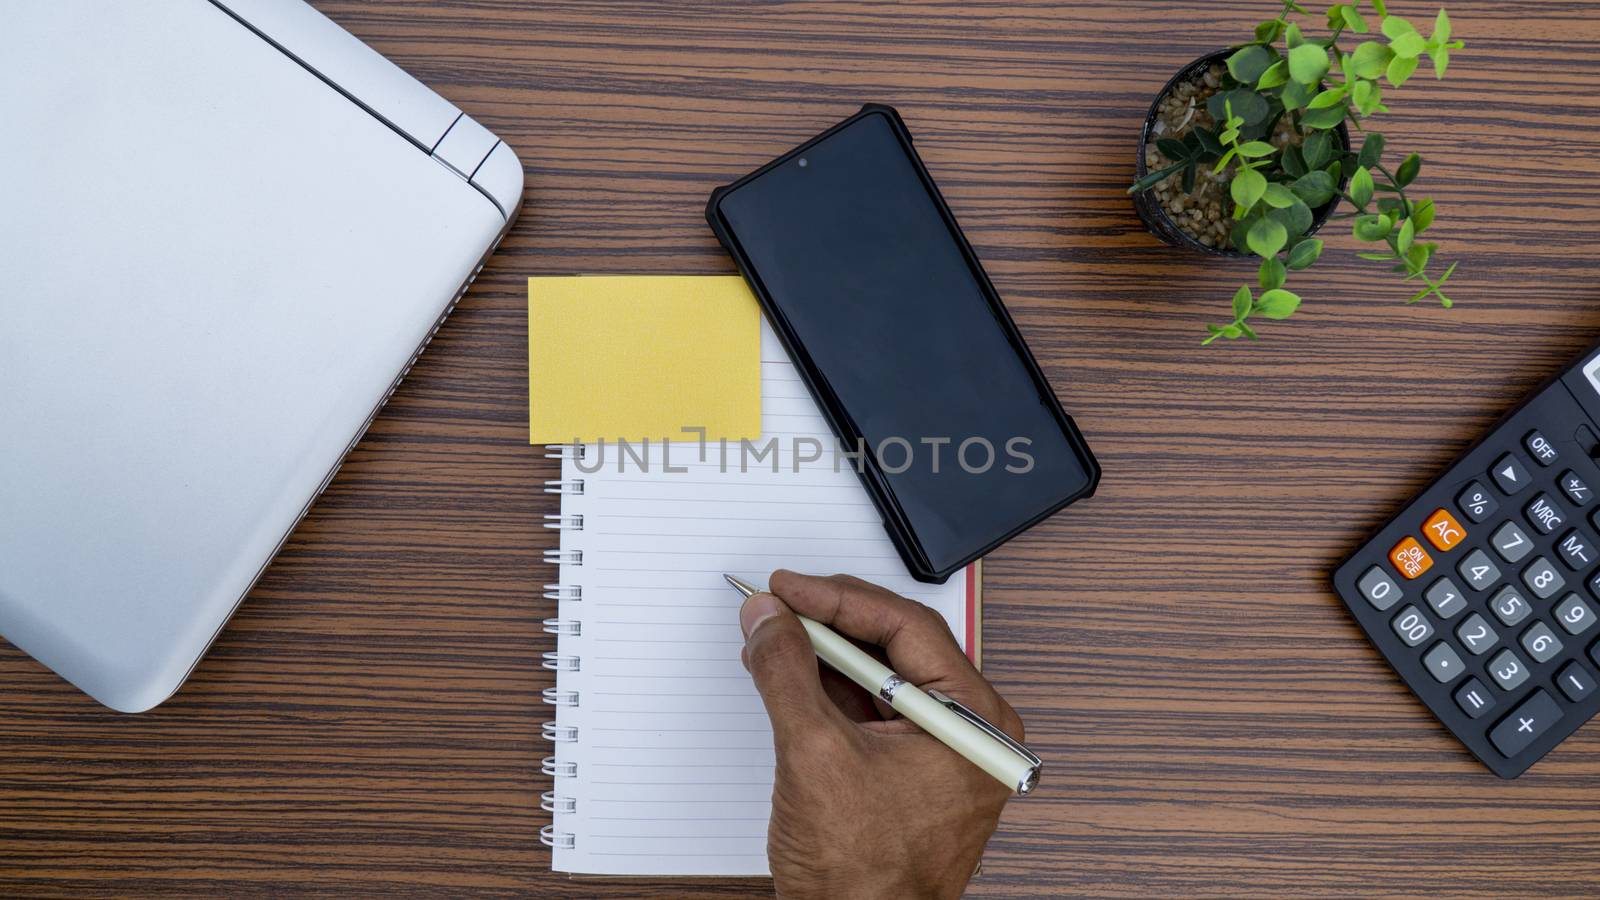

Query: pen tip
left=723, top=574, right=758, bottom=597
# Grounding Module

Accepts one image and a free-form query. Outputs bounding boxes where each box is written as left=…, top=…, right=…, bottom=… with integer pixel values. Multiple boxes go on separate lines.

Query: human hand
left=739, top=569, right=1024, bottom=900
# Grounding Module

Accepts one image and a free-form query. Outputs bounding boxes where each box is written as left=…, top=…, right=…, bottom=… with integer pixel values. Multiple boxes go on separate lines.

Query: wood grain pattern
left=7, top=1, right=1600, bottom=895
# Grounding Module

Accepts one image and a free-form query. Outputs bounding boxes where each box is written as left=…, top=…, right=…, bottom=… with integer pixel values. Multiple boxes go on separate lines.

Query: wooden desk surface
left=7, top=1, right=1600, bottom=895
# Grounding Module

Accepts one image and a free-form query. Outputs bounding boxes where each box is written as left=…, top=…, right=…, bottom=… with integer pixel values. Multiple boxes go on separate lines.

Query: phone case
left=705, top=103, right=1100, bottom=582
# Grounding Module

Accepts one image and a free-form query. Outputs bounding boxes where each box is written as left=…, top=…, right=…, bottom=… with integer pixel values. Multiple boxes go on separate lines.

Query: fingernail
left=739, top=592, right=782, bottom=639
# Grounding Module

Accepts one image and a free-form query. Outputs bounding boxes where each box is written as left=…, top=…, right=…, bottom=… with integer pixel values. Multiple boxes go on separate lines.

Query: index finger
left=767, top=569, right=992, bottom=699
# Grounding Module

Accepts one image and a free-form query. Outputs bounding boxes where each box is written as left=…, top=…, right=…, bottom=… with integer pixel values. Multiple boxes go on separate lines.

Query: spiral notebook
left=538, top=319, right=979, bottom=877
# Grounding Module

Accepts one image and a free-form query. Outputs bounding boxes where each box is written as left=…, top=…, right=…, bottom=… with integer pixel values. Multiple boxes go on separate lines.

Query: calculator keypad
left=1490, top=522, right=1533, bottom=563
left=1458, top=482, right=1499, bottom=523
left=1493, top=453, right=1532, bottom=494
left=1334, top=366, right=1600, bottom=777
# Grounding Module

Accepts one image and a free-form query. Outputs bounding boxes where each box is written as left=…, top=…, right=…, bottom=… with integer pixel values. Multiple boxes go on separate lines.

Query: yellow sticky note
left=528, top=275, right=761, bottom=444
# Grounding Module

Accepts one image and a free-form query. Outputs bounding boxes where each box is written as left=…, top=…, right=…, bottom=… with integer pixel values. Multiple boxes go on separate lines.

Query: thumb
left=740, top=591, right=838, bottom=739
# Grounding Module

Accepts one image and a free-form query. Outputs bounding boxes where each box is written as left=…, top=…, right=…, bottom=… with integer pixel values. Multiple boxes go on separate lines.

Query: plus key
left=1489, top=689, right=1562, bottom=758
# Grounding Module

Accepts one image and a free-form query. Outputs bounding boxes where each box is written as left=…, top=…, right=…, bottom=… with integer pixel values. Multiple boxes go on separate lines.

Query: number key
left=1456, top=613, right=1499, bottom=656
left=1523, top=557, right=1566, bottom=600
left=1457, top=549, right=1501, bottom=592
left=1520, top=621, right=1564, bottom=663
left=1391, top=605, right=1434, bottom=647
left=1424, top=577, right=1468, bottom=619
left=1555, top=594, right=1596, bottom=635
left=1490, top=521, right=1534, bottom=563
left=1562, top=470, right=1593, bottom=507
left=1357, top=566, right=1403, bottom=611
left=1458, top=481, right=1499, bottom=523
left=1488, top=648, right=1531, bottom=691
left=1525, top=430, right=1560, bottom=466
left=1490, top=586, right=1532, bottom=627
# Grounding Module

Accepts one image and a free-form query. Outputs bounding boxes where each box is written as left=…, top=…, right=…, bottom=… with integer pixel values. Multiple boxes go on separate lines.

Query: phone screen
left=714, top=111, right=1094, bottom=574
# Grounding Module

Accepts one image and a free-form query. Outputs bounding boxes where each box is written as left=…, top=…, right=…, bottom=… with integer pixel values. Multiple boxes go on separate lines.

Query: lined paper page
left=548, top=320, right=971, bottom=876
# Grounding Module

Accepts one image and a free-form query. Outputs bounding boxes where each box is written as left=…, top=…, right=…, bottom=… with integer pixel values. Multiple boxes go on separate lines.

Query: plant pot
left=1132, top=48, right=1352, bottom=259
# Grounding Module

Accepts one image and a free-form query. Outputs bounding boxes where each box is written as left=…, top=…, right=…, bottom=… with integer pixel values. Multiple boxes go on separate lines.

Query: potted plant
left=1129, top=1, right=1465, bottom=343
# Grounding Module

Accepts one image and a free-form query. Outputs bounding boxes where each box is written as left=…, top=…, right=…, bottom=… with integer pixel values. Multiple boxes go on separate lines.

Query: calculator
left=1334, top=345, right=1600, bottom=777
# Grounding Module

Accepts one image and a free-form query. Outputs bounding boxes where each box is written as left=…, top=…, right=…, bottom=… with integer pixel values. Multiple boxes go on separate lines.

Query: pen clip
left=927, top=689, right=1043, bottom=795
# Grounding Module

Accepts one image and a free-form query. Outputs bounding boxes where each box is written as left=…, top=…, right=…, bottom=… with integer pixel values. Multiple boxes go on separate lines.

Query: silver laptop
left=0, top=1, right=523, bottom=712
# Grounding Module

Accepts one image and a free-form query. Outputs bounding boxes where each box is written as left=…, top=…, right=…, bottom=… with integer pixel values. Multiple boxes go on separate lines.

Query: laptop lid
left=0, top=1, right=522, bottom=711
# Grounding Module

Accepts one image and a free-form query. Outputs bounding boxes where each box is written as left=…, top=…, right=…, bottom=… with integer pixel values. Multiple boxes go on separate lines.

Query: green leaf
left=1156, top=138, right=1190, bottom=160
left=1350, top=41, right=1394, bottom=78
left=1308, top=87, right=1347, bottom=109
left=1386, top=54, right=1419, bottom=87
left=1406, top=242, right=1434, bottom=272
left=1257, top=60, right=1290, bottom=90
left=1231, top=285, right=1253, bottom=319
left=1239, top=321, right=1259, bottom=340
left=1291, top=170, right=1337, bottom=207
left=1263, top=182, right=1298, bottom=209
left=1194, top=128, right=1224, bottom=156
left=1222, top=324, right=1244, bottom=338
left=1381, top=15, right=1417, bottom=39
left=1372, top=0, right=1389, bottom=15
left=1353, top=80, right=1379, bottom=115
left=1256, top=289, right=1302, bottom=319
left=1354, top=213, right=1393, bottom=241
left=1182, top=163, right=1197, bottom=193
left=1433, top=46, right=1451, bottom=79
left=1302, top=132, right=1333, bottom=170
left=1289, top=44, right=1331, bottom=85
left=1259, top=257, right=1287, bottom=291
left=1247, top=217, right=1289, bottom=259
left=1231, top=167, right=1269, bottom=213
left=1395, top=152, right=1422, bottom=187
left=1237, top=141, right=1277, bottom=159
left=1412, top=197, right=1436, bottom=232
left=1269, top=198, right=1315, bottom=238
left=1433, top=8, right=1451, bottom=44
left=1300, top=104, right=1347, bottom=130
left=1129, top=161, right=1188, bottom=194
left=1256, top=19, right=1285, bottom=44
left=1390, top=31, right=1427, bottom=59
left=1208, top=89, right=1271, bottom=127
left=1351, top=166, right=1375, bottom=207
left=1397, top=217, right=1416, bottom=253
left=1280, top=80, right=1314, bottom=111
left=1286, top=23, right=1305, bottom=49
left=1228, top=45, right=1276, bottom=84
left=1358, top=251, right=1395, bottom=261
left=1282, top=145, right=1309, bottom=178
left=1342, top=6, right=1369, bottom=33
left=1286, top=238, right=1325, bottom=270
left=1358, top=133, right=1386, bottom=168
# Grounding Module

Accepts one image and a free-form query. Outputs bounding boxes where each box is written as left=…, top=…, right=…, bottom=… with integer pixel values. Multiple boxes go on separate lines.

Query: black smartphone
left=706, top=104, right=1099, bottom=582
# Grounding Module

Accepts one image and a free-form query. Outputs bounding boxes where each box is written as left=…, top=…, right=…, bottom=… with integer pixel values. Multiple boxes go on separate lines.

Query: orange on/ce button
left=1422, top=508, right=1468, bottom=551
left=1390, top=536, right=1435, bottom=580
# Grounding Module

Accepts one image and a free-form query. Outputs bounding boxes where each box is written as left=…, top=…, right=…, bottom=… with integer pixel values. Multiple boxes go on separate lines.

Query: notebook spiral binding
left=542, top=721, right=578, bottom=743
left=542, top=445, right=588, bottom=855
left=540, top=824, right=575, bottom=850
left=542, top=651, right=579, bottom=672
left=543, top=618, right=581, bottom=636
left=541, top=790, right=577, bottom=814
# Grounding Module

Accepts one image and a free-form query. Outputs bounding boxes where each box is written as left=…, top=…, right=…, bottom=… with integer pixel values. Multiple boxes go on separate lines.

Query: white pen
left=723, top=574, right=1041, bottom=794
